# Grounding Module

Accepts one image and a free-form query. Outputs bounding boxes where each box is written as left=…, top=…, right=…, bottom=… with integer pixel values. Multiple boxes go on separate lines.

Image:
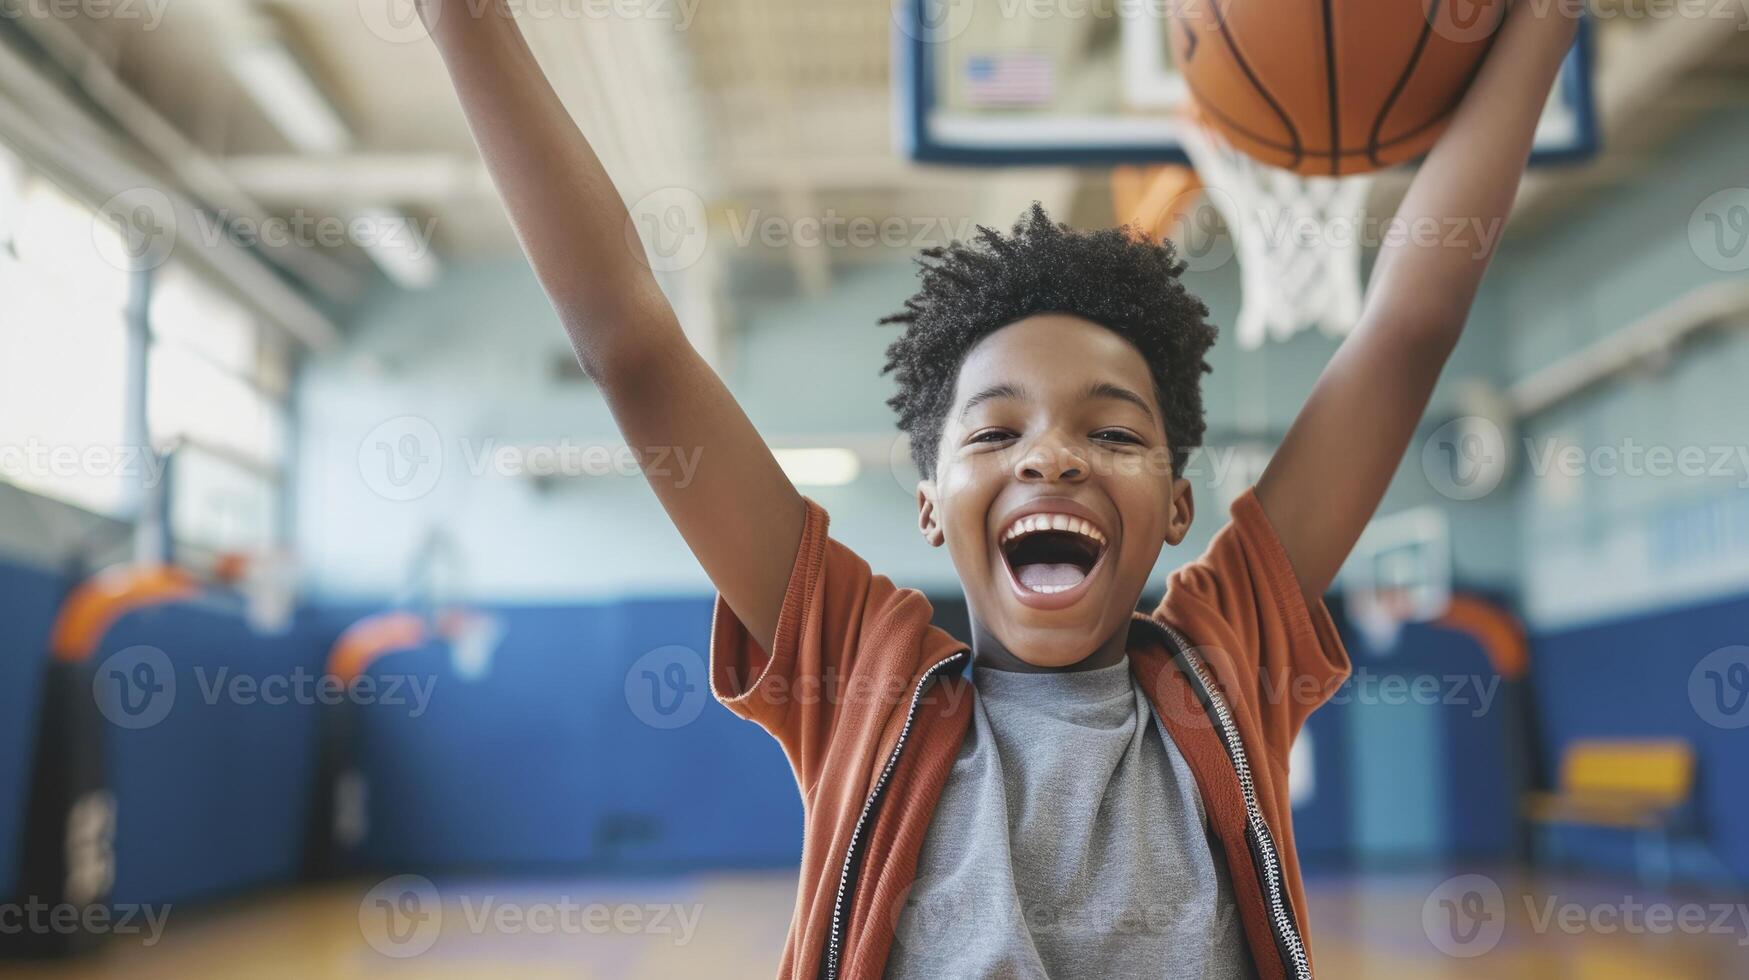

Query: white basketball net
left=1179, top=122, right=1372, bottom=351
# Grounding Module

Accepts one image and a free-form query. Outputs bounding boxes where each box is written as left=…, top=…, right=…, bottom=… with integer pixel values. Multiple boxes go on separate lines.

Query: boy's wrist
left=420, top=0, right=516, bottom=42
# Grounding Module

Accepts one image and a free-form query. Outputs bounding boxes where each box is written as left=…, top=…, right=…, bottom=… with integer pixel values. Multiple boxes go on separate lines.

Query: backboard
left=1342, top=506, right=1453, bottom=654
left=893, top=0, right=1597, bottom=168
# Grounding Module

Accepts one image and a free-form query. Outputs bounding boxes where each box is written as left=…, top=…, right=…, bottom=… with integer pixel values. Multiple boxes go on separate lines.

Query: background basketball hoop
left=1343, top=507, right=1453, bottom=655
left=1179, top=116, right=1372, bottom=352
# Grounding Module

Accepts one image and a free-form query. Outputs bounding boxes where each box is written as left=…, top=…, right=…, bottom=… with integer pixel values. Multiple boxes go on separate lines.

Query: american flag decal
left=962, top=52, right=1053, bottom=108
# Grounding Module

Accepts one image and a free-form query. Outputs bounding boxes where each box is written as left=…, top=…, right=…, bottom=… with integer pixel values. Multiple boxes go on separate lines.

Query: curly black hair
left=880, top=203, right=1218, bottom=480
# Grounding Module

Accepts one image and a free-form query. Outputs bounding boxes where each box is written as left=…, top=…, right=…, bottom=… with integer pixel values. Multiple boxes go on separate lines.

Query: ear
left=916, top=480, right=945, bottom=547
left=1164, top=478, right=1195, bottom=547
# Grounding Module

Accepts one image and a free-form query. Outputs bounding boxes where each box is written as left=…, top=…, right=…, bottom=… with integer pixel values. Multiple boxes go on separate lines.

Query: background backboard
left=894, top=0, right=1598, bottom=167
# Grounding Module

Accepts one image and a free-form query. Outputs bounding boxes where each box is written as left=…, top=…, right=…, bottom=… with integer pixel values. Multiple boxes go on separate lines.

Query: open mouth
left=998, top=514, right=1108, bottom=596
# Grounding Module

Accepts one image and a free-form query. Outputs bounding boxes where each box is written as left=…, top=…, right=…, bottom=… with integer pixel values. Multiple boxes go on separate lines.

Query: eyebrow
left=1083, top=381, right=1157, bottom=423
left=957, top=380, right=1157, bottom=423
left=959, top=382, right=1028, bottom=419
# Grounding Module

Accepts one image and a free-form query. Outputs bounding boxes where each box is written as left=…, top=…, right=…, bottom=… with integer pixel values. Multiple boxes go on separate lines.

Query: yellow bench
left=1524, top=738, right=1695, bottom=883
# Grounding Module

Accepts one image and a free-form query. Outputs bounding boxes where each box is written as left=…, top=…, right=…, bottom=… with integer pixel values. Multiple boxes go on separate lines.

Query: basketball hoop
left=1178, top=116, right=1371, bottom=351
left=1342, top=507, right=1452, bottom=655
left=213, top=550, right=299, bottom=635
left=1349, top=586, right=1416, bottom=655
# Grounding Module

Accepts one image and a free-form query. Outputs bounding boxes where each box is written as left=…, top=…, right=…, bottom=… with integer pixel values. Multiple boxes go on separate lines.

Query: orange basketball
left=1168, top=0, right=1507, bottom=176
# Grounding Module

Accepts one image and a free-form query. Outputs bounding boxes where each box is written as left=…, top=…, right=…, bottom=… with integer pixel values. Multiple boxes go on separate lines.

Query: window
left=0, top=142, right=296, bottom=554
left=147, top=263, right=290, bottom=552
left=0, top=162, right=133, bottom=517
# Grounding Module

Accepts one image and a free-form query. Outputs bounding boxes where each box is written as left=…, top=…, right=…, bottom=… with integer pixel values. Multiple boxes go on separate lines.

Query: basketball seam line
left=1369, top=0, right=1441, bottom=168
left=1179, top=86, right=1464, bottom=159
left=1320, top=0, right=1340, bottom=176
left=1210, top=3, right=1302, bottom=169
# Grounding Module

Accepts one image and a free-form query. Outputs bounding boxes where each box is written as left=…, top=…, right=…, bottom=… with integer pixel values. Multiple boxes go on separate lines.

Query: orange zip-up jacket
left=710, top=488, right=1351, bottom=980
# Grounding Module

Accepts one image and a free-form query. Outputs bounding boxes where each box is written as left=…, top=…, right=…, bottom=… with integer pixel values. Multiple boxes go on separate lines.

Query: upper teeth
left=1000, top=513, right=1107, bottom=547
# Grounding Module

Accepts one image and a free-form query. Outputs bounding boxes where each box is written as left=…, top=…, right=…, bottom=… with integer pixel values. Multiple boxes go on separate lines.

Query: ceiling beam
left=221, top=152, right=1041, bottom=206
left=0, top=27, right=340, bottom=350
left=8, top=10, right=365, bottom=305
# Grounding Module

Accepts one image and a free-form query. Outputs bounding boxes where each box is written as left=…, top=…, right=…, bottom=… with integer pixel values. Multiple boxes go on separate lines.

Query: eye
left=1093, top=429, right=1143, bottom=445
left=969, top=428, right=1015, bottom=445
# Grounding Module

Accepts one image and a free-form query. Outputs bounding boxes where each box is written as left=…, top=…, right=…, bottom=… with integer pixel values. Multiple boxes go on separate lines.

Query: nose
left=1014, top=435, right=1088, bottom=483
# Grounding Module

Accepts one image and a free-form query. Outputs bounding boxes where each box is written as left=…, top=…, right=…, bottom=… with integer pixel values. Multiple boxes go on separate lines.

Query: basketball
left=1168, top=0, right=1509, bottom=175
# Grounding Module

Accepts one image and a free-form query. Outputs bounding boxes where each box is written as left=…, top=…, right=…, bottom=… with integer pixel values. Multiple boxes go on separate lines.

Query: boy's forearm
left=1366, top=0, right=1583, bottom=335
left=1255, top=3, right=1583, bottom=601
left=425, top=1, right=678, bottom=374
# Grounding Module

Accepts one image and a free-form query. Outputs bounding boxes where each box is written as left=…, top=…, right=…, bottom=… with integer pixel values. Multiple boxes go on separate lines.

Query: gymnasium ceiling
left=5, top=0, right=1748, bottom=328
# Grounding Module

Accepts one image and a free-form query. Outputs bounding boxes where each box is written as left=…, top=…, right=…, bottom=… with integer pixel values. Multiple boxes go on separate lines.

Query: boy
left=421, top=2, right=1580, bottom=976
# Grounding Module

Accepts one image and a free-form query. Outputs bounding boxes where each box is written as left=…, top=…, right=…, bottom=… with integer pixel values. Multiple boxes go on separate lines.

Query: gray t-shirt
left=885, top=656, right=1256, bottom=979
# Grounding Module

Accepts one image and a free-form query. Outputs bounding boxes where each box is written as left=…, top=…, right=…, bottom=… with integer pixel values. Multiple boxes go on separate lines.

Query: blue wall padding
left=100, top=601, right=332, bottom=905
left=1288, top=693, right=1353, bottom=868
left=1298, top=594, right=1522, bottom=867
left=0, top=557, right=69, bottom=896
left=353, top=597, right=802, bottom=871
left=1531, top=590, right=1749, bottom=883
left=7, top=544, right=1739, bottom=900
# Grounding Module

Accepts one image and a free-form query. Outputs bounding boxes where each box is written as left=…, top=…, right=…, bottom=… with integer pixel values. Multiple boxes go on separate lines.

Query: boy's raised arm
left=423, top=2, right=804, bottom=651
left=1254, top=1, right=1583, bottom=602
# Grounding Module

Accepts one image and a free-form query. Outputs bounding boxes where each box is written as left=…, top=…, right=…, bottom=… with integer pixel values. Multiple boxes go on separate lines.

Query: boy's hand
left=1254, top=1, right=1583, bottom=603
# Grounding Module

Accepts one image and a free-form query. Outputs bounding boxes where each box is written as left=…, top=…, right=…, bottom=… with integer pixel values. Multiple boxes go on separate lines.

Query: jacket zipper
left=820, top=627, right=1310, bottom=980
left=1153, top=620, right=1311, bottom=980
left=821, top=648, right=969, bottom=980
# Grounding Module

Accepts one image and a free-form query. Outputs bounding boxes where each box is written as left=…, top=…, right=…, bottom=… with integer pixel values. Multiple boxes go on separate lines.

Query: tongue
left=1016, top=562, right=1088, bottom=591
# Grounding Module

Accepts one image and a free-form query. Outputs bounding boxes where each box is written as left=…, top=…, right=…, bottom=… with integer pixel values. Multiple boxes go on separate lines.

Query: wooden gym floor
left=7, top=868, right=1748, bottom=978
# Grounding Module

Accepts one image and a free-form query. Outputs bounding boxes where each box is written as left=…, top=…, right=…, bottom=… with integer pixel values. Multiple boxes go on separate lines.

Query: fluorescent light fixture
left=353, top=207, right=441, bottom=290
left=774, top=448, right=861, bottom=487
left=229, top=39, right=351, bottom=154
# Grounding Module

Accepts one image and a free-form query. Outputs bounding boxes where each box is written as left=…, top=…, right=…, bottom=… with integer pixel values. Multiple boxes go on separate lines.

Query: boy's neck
left=968, top=620, right=1132, bottom=674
